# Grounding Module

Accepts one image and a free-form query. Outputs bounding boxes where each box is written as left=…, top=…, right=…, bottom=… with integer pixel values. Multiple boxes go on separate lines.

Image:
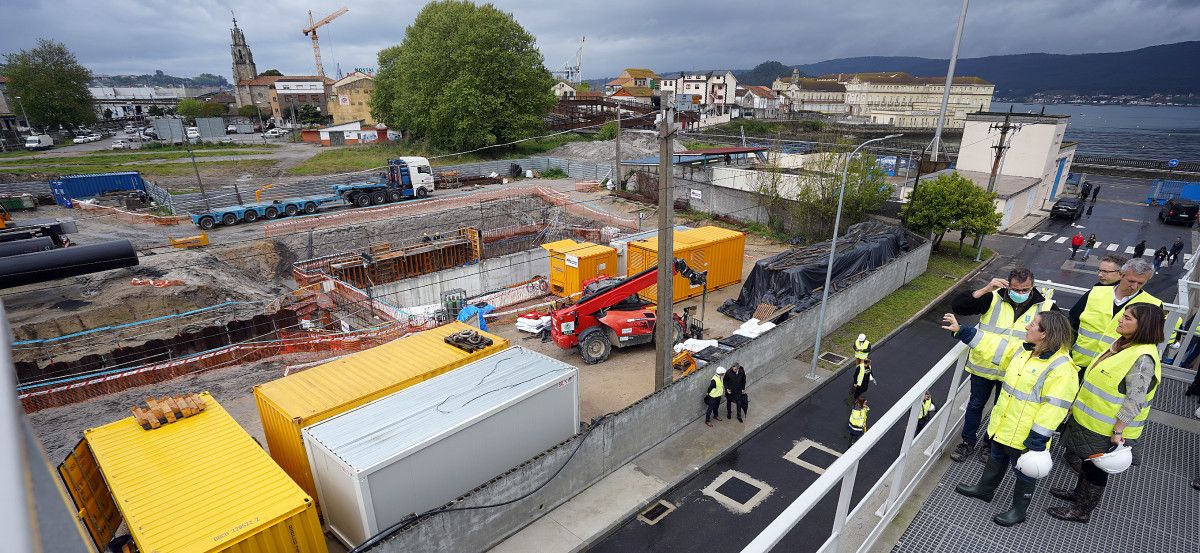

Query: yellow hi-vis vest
left=965, top=290, right=1055, bottom=380
left=854, top=338, right=871, bottom=360
left=849, top=406, right=869, bottom=431
left=986, top=349, right=1079, bottom=451
left=709, top=374, right=725, bottom=398
left=920, top=397, right=934, bottom=418
left=1072, top=343, right=1160, bottom=440
left=1072, top=286, right=1162, bottom=367
left=855, top=362, right=871, bottom=386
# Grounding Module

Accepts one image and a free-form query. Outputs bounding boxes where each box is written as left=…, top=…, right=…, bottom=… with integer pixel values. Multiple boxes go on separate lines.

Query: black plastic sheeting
left=718, top=222, right=910, bottom=321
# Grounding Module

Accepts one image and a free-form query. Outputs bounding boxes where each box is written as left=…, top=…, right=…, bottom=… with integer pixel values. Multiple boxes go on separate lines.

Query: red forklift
left=550, top=258, right=707, bottom=364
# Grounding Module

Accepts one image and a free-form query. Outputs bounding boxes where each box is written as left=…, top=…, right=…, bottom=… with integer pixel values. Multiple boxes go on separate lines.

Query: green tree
left=258, top=69, right=283, bottom=77
left=901, top=171, right=1001, bottom=253
left=176, top=98, right=202, bottom=122
left=371, top=0, right=556, bottom=151
left=596, top=121, right=616, bottom=140
left=1, top=39, right=96, bottom=129
left=792, top=147, right=892, bottom=237
left=147, top=105, right=165, bottom=117
left=295, top=104, right=325, bottom=125
left=576, top=82, right=590, bottom=93
left=238, top=104, right=264, bottom=119
left=199, top=102, right=228, bottom=118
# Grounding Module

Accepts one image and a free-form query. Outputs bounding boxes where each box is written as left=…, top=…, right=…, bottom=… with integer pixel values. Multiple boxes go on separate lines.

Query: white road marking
left=1107, top=243, right=1119, bottom=251
left=1055, top=237, right=1068, bottom=244
left=1023, top=233, right=1037, bottom=239
left=1125, top=246, right=1136, bottom=254
left=1094, top=242, right=1103, bottom=248
left=1038, top=234, right=1053, bottom=242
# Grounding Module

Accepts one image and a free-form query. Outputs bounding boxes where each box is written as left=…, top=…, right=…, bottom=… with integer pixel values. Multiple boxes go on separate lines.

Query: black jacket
left=723, top=369, right=747, bottom=395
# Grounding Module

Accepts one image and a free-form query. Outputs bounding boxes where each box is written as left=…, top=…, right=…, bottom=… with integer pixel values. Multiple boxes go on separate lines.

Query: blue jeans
left=961, top=373, right=1002, bottom=446
left=990, top=441, right=1036, bottom=484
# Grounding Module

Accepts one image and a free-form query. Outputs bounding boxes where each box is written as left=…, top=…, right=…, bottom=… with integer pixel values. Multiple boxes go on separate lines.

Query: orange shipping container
left=627, top=225, right=745, bottom=303
left=254, top=322, right=509, bottom=503
left=541, top=239, right=619, bottom=296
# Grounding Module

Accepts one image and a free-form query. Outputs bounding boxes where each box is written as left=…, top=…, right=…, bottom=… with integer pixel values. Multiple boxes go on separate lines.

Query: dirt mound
left=545, top=131, right=686, bottom=165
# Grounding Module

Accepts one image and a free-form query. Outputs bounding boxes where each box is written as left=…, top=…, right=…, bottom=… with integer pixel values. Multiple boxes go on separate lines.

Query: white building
left=737, top=86, right=780, bottom=119
left=659, top=71, right=738, bottom=114
left=552, top=81, right=577, bottom=99
left=772, top=70, right=848, bottom=115
left=827, top=72, right=994, bottom=128
left=925, top=111, right=1076, bottom=230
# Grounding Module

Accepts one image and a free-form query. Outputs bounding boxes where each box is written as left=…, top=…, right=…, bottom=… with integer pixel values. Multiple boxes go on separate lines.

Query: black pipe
left=0, top=240, right=139, bottom=289
left=0, top=237, right=55, bottom=258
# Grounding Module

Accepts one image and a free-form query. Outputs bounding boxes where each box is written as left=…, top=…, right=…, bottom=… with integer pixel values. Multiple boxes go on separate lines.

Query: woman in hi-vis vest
left=1049, top=303, right=1165, bottom=524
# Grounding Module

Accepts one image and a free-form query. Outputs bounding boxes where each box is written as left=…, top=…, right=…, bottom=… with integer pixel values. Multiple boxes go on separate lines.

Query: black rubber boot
left=1047, top=482, right=1104, bottom=523
left=955, top=457, right=1006, bottom=503
left=994, top=479, right=1036, bottom=527
left=1049, top=476, right=1083, bottom=501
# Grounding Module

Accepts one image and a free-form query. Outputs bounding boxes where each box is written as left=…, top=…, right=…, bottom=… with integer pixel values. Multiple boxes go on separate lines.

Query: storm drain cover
left=783, top=439, right=843, bottom=475
left=637, top=500, right=675, bottom=525
left=818, top=352, right=848, bottom=365
left=702, top=470, right=774, bottom=514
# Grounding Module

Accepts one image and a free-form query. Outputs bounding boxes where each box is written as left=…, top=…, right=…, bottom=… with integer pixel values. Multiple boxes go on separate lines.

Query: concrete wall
left=374, top=234, right=932, bottom=553
left=372, top=248, right=549, bottom=307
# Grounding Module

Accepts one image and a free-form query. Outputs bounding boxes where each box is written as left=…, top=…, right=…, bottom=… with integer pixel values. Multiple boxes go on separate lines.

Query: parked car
left=111, top=139, right=132, bottom=150
left=186, top=128, right=201, bottom=140
left=123, top=125, right=136, bottom=134
left=262, top=128, right=288, bottom=138
left=1050, top=197, right=1084, bottom=220
left=87, top=133, right=103, bottom=142
left=72, top=134, right=91, bottom=144
left=1159, top=198, right=1199, bottom=226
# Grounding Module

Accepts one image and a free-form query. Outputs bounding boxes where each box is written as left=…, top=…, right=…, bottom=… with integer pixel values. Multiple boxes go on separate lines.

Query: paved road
left=590, top=300, right=963, bottom=552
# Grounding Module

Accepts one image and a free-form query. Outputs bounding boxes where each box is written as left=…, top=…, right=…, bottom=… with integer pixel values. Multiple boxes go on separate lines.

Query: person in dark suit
left=724, top=363, right=748, bottom=422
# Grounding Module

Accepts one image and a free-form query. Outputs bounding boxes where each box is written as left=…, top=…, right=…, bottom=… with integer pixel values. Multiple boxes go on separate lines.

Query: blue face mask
left=1008, top=290, right=1031, bottom=304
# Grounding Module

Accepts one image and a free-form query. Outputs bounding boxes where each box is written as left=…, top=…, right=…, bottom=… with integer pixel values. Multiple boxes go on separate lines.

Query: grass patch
left=0, top=150, right=273, bottom=167
left=675, top=208, right=795, bottom=243
left=709, top=119, right=783, bottom=136
left=799, top=243, right=988, bottom=366
left=540, top=167, right=568, bottom=179
left=287, top=132, right=595, bottom=176
left=682, top=140, right=724, bottom=150
left=0, top=159, right=278, bottom=178
left=168, top=187, right=201, bottom=195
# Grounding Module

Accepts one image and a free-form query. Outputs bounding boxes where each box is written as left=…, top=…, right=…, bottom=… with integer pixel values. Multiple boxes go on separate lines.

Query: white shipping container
left=303, top=346, right=580, bottom=548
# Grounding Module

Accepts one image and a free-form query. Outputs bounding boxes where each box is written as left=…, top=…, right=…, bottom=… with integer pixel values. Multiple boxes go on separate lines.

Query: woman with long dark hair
left=1048, top=303, right=1166, bottom=523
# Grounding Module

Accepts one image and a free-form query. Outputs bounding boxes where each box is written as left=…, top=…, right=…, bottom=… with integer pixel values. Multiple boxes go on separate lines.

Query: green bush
left=596, top=121, right=617, bottom=141
left=541, top=167, right=567, bottom=179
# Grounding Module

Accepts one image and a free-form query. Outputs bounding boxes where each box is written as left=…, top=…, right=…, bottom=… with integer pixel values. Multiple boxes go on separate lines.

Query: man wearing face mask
left=949, top=268, right=1057, bottom=462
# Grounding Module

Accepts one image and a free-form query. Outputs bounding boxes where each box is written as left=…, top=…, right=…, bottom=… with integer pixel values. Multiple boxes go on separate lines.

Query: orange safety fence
left=74, top=201, right=187, bottom=226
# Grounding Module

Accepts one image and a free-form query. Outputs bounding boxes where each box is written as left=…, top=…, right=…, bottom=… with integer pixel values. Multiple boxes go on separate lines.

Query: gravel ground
left=544, top=130, right=686, bottom=165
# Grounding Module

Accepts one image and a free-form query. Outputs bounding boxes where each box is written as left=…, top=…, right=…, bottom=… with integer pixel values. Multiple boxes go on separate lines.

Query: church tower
left=231, top=15, right=258, bottom=105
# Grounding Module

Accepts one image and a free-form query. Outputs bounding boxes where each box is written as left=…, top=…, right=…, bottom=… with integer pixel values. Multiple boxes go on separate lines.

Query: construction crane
left=559, top=35, right=585, bottom=83
left=301, top=6, right=348, bottom=78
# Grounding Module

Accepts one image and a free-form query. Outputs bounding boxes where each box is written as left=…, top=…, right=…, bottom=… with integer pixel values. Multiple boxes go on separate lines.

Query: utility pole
left=655, top=102, right=677, bottom=391
left=613, top=107, right=621, bottom=189
left=973, top=111, right=1016, bottom=255
left=930, top=0, right=970, bottom=162
left=182, top=127, right=212, bottom=213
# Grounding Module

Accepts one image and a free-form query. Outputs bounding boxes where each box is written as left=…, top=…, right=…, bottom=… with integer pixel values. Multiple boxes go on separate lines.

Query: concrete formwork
left=372, top=234, right=931, bottom=553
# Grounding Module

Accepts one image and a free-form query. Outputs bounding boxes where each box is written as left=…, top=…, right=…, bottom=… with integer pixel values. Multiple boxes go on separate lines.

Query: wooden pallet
left=131, top=393, right=207, bottom=430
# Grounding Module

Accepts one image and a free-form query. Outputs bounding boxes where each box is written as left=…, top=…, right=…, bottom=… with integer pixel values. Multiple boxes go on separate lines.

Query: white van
left=24, top=134, right=53, bottom=150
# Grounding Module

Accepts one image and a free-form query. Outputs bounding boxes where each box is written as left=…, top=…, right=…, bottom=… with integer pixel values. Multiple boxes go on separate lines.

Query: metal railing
left=742, top=342, right=970, bottom=553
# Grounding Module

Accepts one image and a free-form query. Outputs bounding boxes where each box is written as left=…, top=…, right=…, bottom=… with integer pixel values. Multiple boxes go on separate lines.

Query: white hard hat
left=716, top=366, right=727, bottom=375
left=858, top=334, right=867, bottom=341
left=1015, top=449, right=1053, bottom=479
left=1086, top=444, right=1133, bottom=474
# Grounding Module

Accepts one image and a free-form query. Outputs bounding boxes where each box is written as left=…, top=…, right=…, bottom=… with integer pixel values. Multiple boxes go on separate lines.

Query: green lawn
left=287, top=133, right=595, bottom=176
left=0, top=159, right=278, bottom=178
left=799, top=242, right=988, bottom=367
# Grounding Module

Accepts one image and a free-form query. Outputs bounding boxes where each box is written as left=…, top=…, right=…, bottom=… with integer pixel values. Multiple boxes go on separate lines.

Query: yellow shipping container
left=254, top=322, right=509, bottom=502
left=59, top=393, right=327, bottom=553
left=541, top=239, right=619, bottom=296
left=628, top=225, right=746, bottom=303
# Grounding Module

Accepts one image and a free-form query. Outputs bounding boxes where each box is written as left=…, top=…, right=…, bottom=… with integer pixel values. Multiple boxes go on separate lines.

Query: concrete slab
left=547, top=464, right=667, bottom=542
left=487, top=516, right=582, bottom=553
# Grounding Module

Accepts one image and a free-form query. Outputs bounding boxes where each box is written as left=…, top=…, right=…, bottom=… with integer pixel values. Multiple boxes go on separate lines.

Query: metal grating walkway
left=1153, top=377, right=1198, bottom=419
left=892, top=384, right=1200, bottom=553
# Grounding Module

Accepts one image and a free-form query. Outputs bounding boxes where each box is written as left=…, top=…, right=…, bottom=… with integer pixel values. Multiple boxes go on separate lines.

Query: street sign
left=1169, top=159, right=1180, bottom=168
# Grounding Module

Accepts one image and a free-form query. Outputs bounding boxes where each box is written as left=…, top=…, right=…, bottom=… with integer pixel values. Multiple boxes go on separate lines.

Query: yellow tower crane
left=301, top=6, right=348, bottom=78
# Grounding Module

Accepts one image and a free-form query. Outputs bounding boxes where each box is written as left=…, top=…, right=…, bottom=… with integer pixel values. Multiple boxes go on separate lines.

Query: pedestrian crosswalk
left=1019, top=232, right=1193, bottom=261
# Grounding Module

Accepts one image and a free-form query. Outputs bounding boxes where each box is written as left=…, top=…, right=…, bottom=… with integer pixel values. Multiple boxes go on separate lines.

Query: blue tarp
left=456, top=303, right=496, bottom=331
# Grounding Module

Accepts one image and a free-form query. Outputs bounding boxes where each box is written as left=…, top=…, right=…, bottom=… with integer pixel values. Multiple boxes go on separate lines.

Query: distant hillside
left=92, top=70, right=229, bottom=88
left=737, top=61, right=797, bottom=86
left=791, top=41, right=1199, bottom=98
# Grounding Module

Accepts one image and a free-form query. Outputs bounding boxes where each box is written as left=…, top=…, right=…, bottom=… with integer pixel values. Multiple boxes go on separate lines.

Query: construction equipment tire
left=579, top=328, right=612, bottom=364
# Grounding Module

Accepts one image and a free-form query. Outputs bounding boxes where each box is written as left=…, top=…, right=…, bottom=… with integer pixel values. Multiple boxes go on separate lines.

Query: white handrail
left=742, top=342, right=968, bottom=553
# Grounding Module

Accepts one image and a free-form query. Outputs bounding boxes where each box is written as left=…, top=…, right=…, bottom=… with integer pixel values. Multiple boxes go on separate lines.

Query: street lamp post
left=14, top=96, right=31, bottom=134
left=807, top=134, right=903, bottom=380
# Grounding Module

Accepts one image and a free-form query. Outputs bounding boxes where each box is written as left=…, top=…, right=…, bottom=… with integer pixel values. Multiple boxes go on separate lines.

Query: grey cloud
left=1, top=0, right=1196, bottom=81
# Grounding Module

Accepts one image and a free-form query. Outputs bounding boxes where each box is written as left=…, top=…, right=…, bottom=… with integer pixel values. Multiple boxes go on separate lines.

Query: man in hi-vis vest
left=1069, top=258, right=1161, bottom=369
left=949, top=268, right=1057, bottom=463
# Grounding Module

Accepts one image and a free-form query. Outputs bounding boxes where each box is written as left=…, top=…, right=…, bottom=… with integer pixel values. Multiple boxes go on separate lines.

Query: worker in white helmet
left=705, top=366, right=726, bottom=427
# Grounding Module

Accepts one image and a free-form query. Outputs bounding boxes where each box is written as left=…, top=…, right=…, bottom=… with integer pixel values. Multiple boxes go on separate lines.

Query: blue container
left=49, top=172, right=145, bottom=207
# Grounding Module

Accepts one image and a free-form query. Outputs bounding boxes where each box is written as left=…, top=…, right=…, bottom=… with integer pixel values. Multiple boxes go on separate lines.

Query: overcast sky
left=2, top=0, right=1196, bottom=81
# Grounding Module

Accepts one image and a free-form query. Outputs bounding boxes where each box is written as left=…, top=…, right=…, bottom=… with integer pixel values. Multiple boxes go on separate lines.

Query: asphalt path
left=590, top=300, right=962, bottom=552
